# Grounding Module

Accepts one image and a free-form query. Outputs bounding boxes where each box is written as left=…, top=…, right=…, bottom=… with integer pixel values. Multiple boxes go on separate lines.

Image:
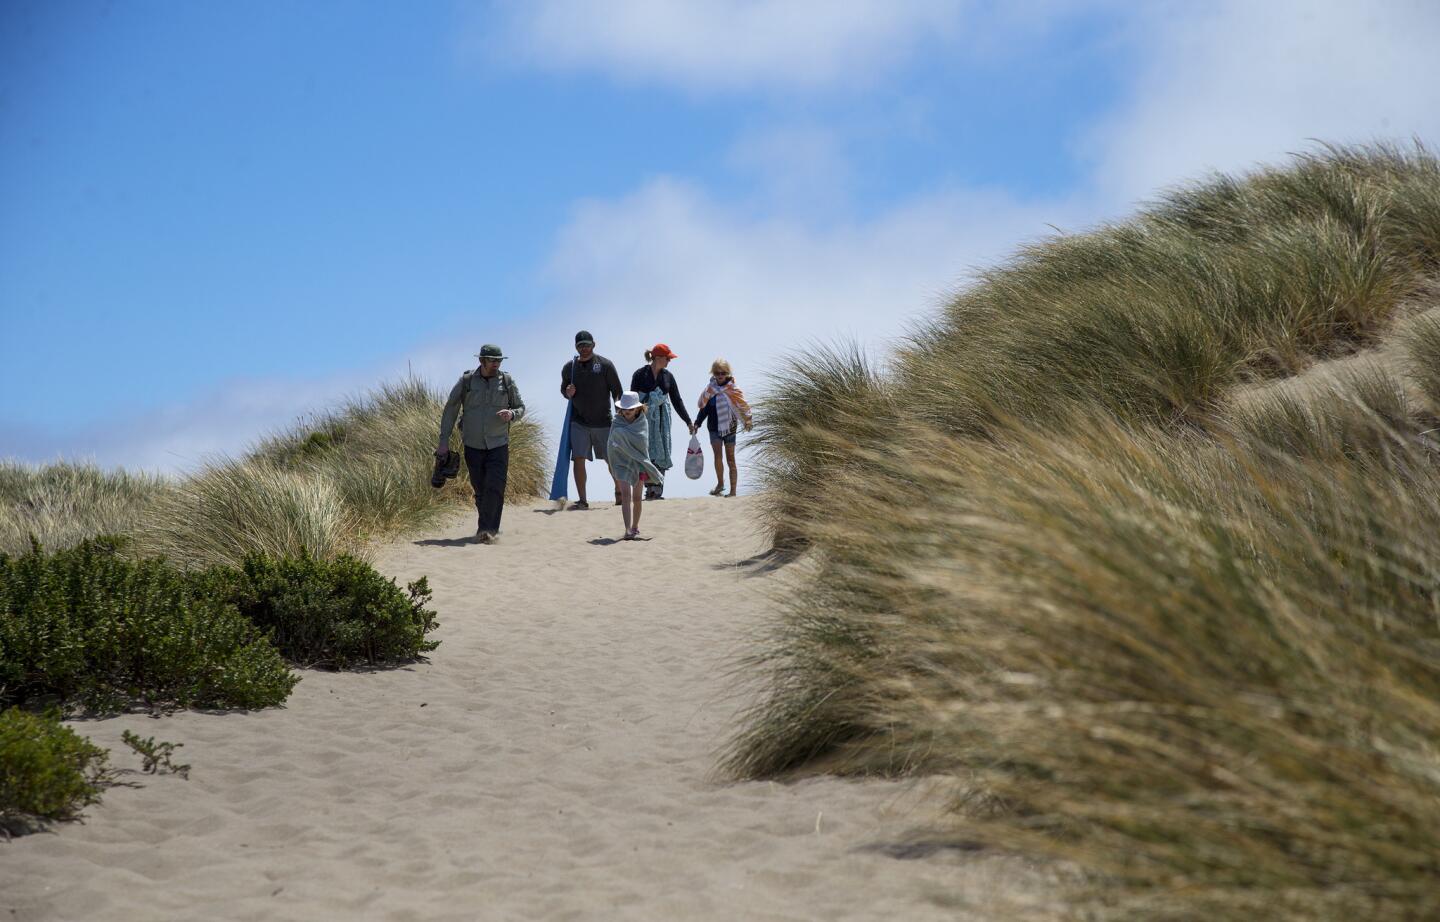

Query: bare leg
left=572, top=458, right=587, bottom=504
left=725, top=443, right=738, bottom=496
left=619, top=480, right=634, bottom=531
left=632, top=481, right=644, bottom=532
left=711, top=443, right=725, bottom=493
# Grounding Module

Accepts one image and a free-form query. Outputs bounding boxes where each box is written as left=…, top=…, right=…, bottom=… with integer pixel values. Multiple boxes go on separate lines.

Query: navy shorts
left=570, top=422, right=610, bottom=461
left=710, top=430, right=737, bottom=447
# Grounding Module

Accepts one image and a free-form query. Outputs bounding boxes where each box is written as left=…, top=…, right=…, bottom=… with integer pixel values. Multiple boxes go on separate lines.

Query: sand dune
left=2, top=497, right=1029, bottom=920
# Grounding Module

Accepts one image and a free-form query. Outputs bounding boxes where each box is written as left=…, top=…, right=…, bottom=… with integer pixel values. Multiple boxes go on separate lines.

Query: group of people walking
left=435, top=330, right=752, bottom=543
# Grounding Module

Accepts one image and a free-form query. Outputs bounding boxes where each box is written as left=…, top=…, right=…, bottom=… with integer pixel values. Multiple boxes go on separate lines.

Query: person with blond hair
left=694, top=358, right=751, bottom=497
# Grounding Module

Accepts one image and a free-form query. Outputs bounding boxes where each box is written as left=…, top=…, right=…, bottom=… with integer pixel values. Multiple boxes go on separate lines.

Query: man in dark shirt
left=559, top=330, right=624, bottom=509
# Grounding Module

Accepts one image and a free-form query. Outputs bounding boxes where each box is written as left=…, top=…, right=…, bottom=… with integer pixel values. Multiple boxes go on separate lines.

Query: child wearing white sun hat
left=606, top=391, right=665, bottom=540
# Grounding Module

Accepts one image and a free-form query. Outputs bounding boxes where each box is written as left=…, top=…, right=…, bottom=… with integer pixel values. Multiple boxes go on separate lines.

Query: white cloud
left=1088, top=0, right=1440, bottom=207
left=724, top=123, right=855, bottom=214
left=498, top=177, right=1075, bottom=496
left=485, top=0, right=969, bottom=91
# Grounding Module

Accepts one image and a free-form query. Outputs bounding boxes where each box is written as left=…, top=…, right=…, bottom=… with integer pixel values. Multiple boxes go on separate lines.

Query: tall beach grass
left=735, top=144, right=1440, bottom=919
left=0, top=463, right=169, bottom=558
left=1, top=376, right=548, bottom=564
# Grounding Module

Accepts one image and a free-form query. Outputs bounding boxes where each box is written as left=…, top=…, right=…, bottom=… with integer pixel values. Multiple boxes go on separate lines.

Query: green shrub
left=121, top=729, right=189, bottom=777
left=216, top=553, right=438, bottom=668
left=0, top=707, right=109, bottom=833
left=0, top=538, right=297, bottom=711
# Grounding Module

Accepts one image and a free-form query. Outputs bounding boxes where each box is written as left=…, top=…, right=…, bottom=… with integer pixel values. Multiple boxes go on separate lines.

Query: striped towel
left=698, top=377, right=752, bottom=435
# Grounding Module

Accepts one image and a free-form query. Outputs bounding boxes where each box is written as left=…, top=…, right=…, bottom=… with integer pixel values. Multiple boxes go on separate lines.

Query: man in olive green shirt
left=437, top=344, right=525, bottom=544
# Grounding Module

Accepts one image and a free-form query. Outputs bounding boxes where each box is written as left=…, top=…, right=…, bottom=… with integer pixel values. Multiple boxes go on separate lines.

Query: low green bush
left=0, top=707, right=109, bottom=833
left=216, top=554, right=438, bottom=668
left=0, top=538, right=298, bottom=711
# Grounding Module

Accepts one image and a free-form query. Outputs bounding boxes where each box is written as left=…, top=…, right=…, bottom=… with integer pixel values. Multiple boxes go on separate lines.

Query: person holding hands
left=630, top=342, right=694, bottom=500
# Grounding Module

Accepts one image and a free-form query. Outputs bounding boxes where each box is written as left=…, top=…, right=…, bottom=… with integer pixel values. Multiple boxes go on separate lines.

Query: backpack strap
left=463, top=368, right=515, bottom=400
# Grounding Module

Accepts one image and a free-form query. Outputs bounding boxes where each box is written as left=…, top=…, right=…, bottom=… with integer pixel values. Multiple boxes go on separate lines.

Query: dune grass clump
left=0, top=462, right=169, bottom=557
left=750, top=342, right=891, bottom=549
left=734, top=416, right=1440, bottom=919
left=255, top=375, right=547, bottom=510
left=143, top=458, right=354, bottom=569
left=1402, top=310, right=1440, bottom=409
left=147, top=377, right=457, bottom=567
left=230, top=374, right=547, bottom=557
left=761, top=145, right=1440, bottom=550
left=736, top=144, right=1440, bottom=919
left=0, top=376, right=548, bottom=568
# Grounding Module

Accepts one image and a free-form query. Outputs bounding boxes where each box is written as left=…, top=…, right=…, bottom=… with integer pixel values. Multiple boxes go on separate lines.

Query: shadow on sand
left=857, top=840, right=986, bottom=859
left=412, top=536, right=477, bottom=548
left=711, top=547, right=799, bottom=577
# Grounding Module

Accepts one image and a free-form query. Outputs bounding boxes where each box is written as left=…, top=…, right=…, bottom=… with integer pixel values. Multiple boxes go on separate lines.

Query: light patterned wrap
left=643, top=387, right=673, bottom=471
left=697, top=377, right=752, bottom=435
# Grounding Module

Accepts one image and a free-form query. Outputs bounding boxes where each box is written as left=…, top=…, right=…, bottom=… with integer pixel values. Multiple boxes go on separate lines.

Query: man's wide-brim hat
left=615, top=391, right=643, bottom=411
left=476, top=344, right=507, bottom=360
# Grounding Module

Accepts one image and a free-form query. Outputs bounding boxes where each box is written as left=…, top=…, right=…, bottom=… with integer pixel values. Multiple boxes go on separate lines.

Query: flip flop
left=709, top=485, right=724, bottom=496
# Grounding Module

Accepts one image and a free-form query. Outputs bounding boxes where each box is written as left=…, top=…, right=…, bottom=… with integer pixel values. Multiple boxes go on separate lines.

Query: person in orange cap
left=629, top=343, right=695, bottom=500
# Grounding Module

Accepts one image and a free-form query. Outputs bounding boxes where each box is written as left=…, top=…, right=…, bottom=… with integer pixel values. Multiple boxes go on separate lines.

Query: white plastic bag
left=684, top=434, right=704, bottom=479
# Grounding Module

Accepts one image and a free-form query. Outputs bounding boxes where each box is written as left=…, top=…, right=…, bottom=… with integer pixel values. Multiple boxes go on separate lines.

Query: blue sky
left=3, top=1, right=1438, bottom=493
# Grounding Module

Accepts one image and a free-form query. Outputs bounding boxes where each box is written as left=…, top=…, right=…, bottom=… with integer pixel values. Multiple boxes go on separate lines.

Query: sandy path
left=3, top=497, right=1023, bottom=920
